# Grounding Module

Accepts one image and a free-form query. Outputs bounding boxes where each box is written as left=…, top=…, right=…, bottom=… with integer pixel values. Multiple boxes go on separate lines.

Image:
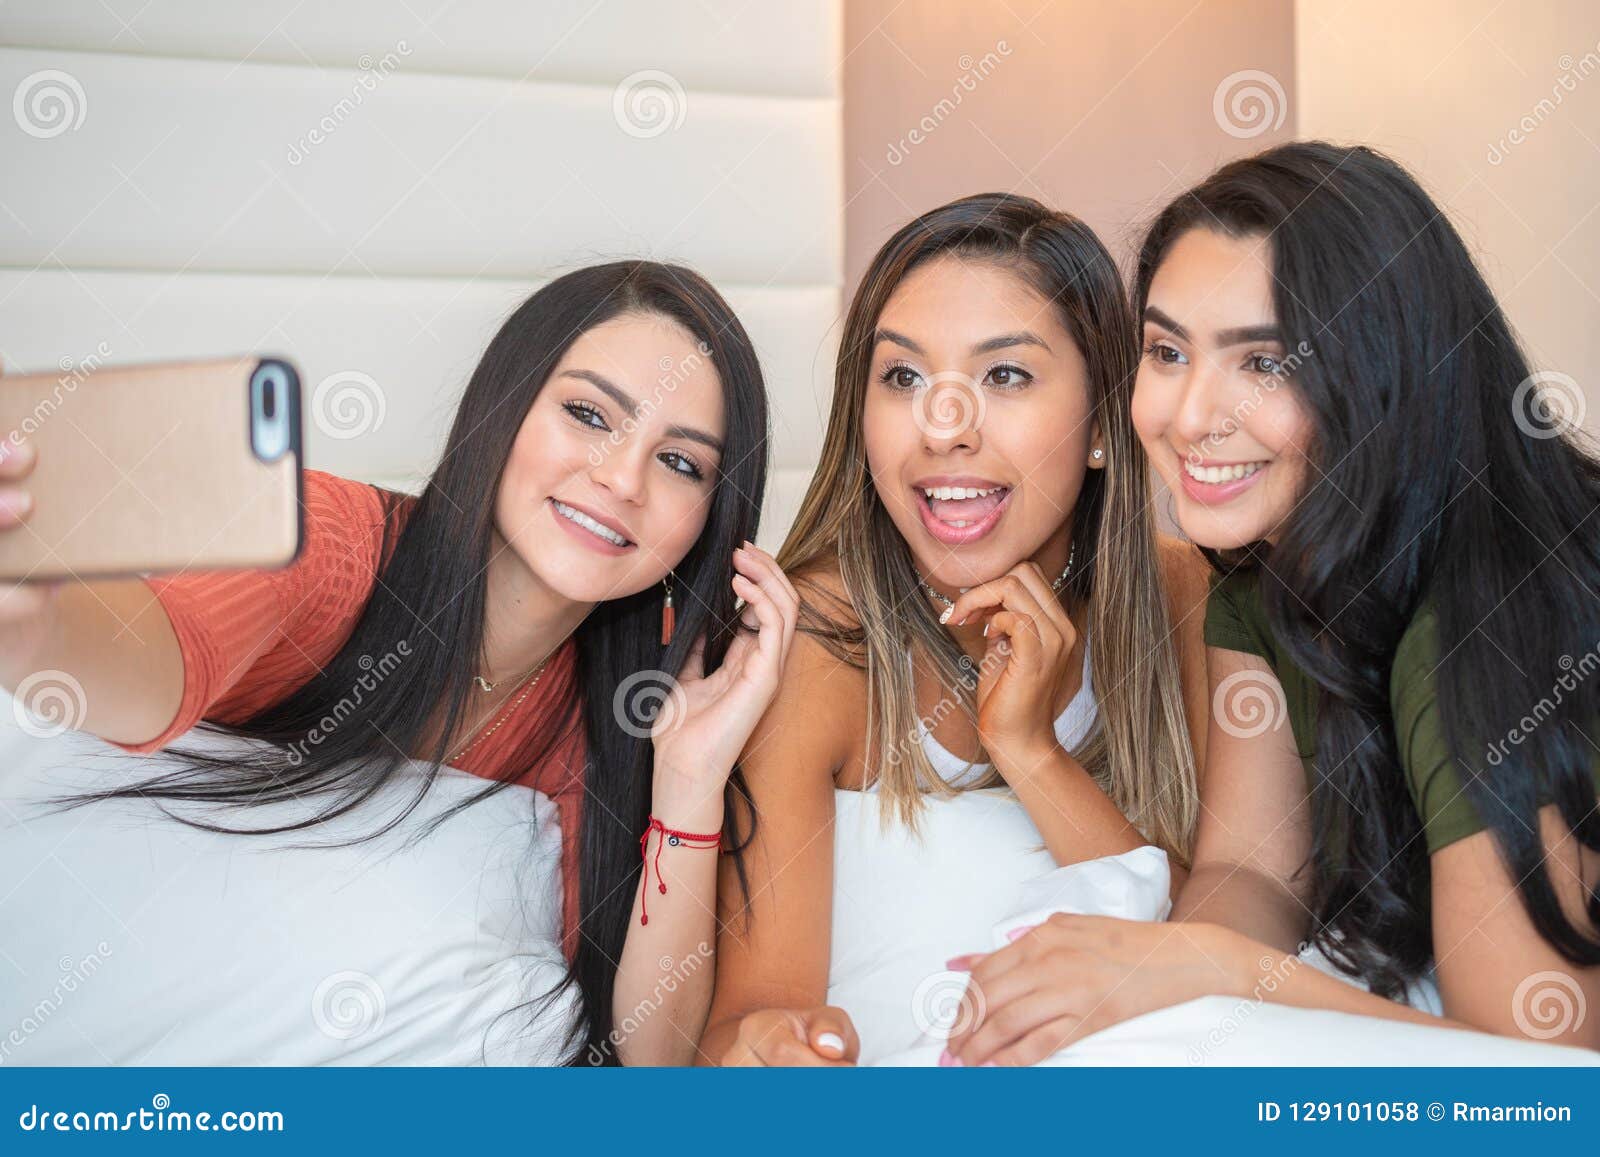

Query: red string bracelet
left=638, top=815, right=721, bottom=925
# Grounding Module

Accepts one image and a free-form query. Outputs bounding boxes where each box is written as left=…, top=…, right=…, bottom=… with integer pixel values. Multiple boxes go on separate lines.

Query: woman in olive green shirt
left=942, top=141, right=1600, bottom=1064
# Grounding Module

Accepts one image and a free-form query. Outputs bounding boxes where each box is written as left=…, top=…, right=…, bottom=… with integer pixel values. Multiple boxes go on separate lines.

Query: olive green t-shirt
left=1203, top=569, right=1598, bottom=853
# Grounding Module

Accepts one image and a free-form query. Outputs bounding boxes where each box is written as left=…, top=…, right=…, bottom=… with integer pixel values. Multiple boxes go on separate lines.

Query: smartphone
left=0, top=355, right=303, bottom=581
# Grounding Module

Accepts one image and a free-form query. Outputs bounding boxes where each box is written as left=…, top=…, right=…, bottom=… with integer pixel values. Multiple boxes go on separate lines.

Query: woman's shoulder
left=1154, top=534, right=1212, bottom=613
left=302, top=468, right=390, bottom=516
left=298, top=469, right=411, bottom=567
left=1193, top=558, right=1274, bottom=661
left=740, top=556, right=867, bottom=772
left=1389, top=605, right=1442, bottom=716
left=780, top=559, right=868, bottom=702
left=787, top=556, right=862, bottom=631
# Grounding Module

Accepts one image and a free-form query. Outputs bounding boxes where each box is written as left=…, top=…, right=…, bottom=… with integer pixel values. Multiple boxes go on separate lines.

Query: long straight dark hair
left=1136, top=141, right=1600, bottom=995
left=74, top=261, right=769, bottom=1061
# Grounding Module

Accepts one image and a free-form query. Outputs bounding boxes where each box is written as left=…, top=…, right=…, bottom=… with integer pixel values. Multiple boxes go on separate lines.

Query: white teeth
left=553, top=500, right=629, bottom=546
left=922, top=485, right=1004, bottom=501
left=1183, top=461, right=1265, bottom=484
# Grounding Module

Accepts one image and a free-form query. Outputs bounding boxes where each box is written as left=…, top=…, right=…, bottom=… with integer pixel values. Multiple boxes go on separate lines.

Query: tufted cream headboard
left=0, top=1, right=842, bottom=548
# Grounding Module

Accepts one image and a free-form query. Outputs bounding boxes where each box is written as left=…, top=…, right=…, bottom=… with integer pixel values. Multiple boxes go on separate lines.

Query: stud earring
left=1092, top=448, right=1105, bottom=460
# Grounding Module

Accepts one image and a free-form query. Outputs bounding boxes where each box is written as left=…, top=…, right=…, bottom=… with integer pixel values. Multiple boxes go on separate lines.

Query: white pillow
left=830, top=788, right=1597, bottom=1067
left=829, top=787, right=1169, bottom=1062
left=0, top=699, right=578, bottom=1065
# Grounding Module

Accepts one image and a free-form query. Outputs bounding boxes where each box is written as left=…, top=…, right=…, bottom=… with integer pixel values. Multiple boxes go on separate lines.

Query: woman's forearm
left=0, top=578, right=183, bottom=746
left=1172, top=860, right=1308, bottom=955
left=1206, top=924, right=1471, bottom=1032
left=610, top=770, right=725, bottom=1065
left=997, top=746, right=1145, bottom=867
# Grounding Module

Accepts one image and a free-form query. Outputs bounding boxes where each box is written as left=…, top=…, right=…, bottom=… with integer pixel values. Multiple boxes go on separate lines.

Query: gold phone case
left=0, top=355, right=303, bottom=581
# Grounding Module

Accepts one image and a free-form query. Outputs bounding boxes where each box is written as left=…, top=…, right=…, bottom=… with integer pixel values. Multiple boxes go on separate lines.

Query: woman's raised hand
left=648, top=542, right=799, bottom=821
left=940, top=560, right=1079, bottom=778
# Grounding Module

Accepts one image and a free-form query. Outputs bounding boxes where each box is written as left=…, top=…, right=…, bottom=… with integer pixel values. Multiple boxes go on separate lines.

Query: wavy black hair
left=70, top=261, right=768, bottom=1060
left=1136, top=141, right=1600, bottom=996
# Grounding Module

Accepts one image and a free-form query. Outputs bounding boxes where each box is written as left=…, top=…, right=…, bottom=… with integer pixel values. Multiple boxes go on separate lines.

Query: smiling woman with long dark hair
left=0, top=260, right=798, bottom=1065
left=938, top=143, right=1600, bottom=1065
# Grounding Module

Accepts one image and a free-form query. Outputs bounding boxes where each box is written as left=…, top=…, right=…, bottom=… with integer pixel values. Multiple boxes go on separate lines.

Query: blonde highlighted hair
left=778, top=193, right=1196, bottom=862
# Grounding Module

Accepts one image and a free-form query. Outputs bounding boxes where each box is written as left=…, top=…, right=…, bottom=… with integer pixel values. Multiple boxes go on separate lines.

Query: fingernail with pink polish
left=0, top=490, right=33, bottom=518
left=938, top=1048, right=962, bottom=1067
left=1006, top=923, right=1038, bottom=942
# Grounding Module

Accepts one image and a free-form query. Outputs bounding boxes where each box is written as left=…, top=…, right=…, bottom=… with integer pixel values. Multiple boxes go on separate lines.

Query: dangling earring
left=660, top=573, right=676, bottom=646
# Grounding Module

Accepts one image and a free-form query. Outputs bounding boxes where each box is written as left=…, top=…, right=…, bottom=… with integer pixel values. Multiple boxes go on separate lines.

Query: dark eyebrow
left=874, top=328, right=1052, bottom=358
left=560, top=368, right=723, bottom=455
left=970, top=331, right=1051, bottom=356
left=1142, top=306, right=1190, bottom=341
left=873, top=328, right=926, bottom=357
left=1214, top=324, right=1284, bottom=347
left=1143, top=307, right=1282, bottom=348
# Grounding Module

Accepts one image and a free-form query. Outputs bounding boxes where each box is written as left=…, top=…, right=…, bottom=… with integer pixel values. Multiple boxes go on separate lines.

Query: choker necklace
left=920, top=543, right=1076, bottom=610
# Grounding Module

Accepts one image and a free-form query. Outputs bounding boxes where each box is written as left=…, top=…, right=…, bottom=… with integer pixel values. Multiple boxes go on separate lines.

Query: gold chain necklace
left=447, top=657, right=551, bottom=764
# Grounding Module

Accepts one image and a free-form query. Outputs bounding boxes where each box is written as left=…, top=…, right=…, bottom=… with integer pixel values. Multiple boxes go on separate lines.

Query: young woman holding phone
left=0, top=260, right=798, bottom=1065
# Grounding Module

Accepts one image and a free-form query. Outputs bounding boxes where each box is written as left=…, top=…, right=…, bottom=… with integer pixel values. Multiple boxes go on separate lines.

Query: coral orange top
left=113, top=469, right=588, bottom=960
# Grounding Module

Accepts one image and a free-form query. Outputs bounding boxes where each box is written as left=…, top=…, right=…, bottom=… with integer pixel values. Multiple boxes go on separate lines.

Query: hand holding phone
left=0, top=356, right=304, bottom=583
left=0, top=425, right=60, bottom=635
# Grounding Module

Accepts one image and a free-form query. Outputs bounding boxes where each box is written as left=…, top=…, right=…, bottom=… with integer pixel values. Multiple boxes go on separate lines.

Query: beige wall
left=1296, top=0, right=1600, bottom=431
left=842, top=0, right=1298, bottom=289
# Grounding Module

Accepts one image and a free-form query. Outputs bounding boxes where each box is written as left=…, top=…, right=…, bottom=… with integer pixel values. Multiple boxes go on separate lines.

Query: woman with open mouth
left=697, top=193, right=1213, bottom=1065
